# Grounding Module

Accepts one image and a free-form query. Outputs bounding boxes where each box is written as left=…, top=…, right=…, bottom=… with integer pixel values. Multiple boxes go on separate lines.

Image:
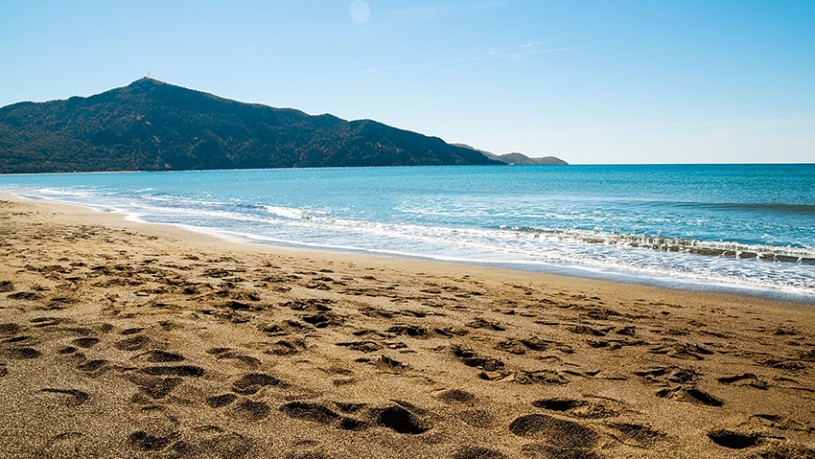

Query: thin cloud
left=485, top=42, right=550, bottom=61
left=486, top=42, right=542, bottom=55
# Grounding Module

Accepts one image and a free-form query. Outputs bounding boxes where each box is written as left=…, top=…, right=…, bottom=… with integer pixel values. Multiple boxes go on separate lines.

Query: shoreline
left=5, top=192, right=814, bottom=306
left=214, top=228, right=815, bottom=306
left=1, top=193, right=813, bottom=458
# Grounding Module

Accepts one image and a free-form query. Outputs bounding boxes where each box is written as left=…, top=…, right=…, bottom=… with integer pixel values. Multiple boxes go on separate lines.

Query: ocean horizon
left=2, top=163, right=813, bottom=303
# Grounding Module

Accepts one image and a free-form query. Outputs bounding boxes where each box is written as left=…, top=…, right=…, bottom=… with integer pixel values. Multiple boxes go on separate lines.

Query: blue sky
left=1, top=0, right=813, bottom=164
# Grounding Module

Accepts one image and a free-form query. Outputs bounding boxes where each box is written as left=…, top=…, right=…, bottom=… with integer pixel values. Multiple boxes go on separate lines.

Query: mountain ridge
left=0, top=78, right=506, bottom=173
left=452, top=143, right=568, bottom=165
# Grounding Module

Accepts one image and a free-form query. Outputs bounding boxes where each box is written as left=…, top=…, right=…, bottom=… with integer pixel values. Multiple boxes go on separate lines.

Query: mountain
left=0, top=78, right=502, bottom=173
left=453, top=144, right=568, bottom=165
left=484, top=152, right=568, bottom=165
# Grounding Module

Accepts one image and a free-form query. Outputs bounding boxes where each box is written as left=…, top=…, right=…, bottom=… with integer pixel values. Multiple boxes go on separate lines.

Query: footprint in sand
left=258, top=320, right=309, bottom=336
left=127, top=430, right=183, bottom=452
left=231, top=399, right=271, bottom=422
left=283, top=298, right=333, bottom=312
left=3, top=335, right=32, bottom=345
left=717, top=373, right=769, bottom=390
left=301, top=312, right=344, bottom=328
left=361, top=305, right=397, bottom=319
left=39, top=388, right=90, bottom=407
left=336, top=340, right=383, bottom=353
left=707, top=429, right=761, bottom=449
left=96, top=323, right=115, bottom=334
left=1, top=346, right=41, bottom=359
left=279, top=401, right=368, bottom=431
left=749, top=445, right=815, bottom=458
left=136, top=349, right=185, bottom=363
left=607, top=422, right=667, bottom=447
left=76, top=359, right=108, bottom=375
left=635, top=366, right=700, bottom=384
left=266, top=338, right=307, bottom=356
left=114, top=335, right=151, bottom=351
left=509, top=413, right=600, bottom=449
left=532, top=397, right=625, bottom=419
left=206, top=393, right=238, bottom=409
left=7, top=291, right=43, bottom=301
left=280, top=401, right=344, bottom=424
left=436, top=389, right=477, bottom=406
left=495, top=339, right=532, bottom=355
left=567, top=324, right=608, bottom=337
left=466, top=318, right=507, bottom=331
left=0, top=323, right=20, bottom=335
left=510, top=369, right=570, bottom=386
left=128, top=375, right=184, bottom=399
left=120, top=327, right=144, bottom=335
left=762, top=358, right=806, bottom=371
left=655, top=386, right=723, bottom=407
left=207, top=347, right=262, bottom=368
left=63, top=326, right=96, bottom=337
left=231, top=372, right=287, bottom=394
left=29, top=317, right=64, bottom=328
left=370, top=405, right=431, bottom=434
left=70, top=337, right=100, bottom=348
left=139, top=365, right=204, bottom=377
left=386, top=324, right=430, bottom=338
left=58, top=346, right=77, bottom=355
left=648, top=343, right=713, bottom=360
left=279, top=401, right=431, bottom=434
left=450, top=345, right=505, bottom=372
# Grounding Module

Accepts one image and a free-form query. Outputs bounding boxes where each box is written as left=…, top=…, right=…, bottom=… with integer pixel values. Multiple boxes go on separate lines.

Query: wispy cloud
left=312, top=44, right=567, bottom=80
left=484, top=42, right=548, bottom=60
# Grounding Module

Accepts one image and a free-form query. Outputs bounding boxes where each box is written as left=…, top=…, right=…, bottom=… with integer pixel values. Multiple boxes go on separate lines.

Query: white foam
left=4, top=182, right=813, bottom=301
left=263, top=205, right=309, bottom=220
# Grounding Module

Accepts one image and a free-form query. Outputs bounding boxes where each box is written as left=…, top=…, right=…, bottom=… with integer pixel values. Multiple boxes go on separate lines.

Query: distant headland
left=0, top=78, right=566, bottom=174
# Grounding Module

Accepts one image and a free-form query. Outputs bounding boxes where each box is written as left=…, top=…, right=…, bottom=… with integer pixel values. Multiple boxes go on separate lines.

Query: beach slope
left=0, top=196, right=813, bottom=458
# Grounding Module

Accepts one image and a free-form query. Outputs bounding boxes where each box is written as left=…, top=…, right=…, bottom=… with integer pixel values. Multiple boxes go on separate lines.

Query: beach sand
left=0, top=194, right=813, bottom=458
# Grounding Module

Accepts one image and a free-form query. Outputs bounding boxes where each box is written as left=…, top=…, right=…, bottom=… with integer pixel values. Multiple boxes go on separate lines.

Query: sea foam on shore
left=1, top=164, right=813, bottom=301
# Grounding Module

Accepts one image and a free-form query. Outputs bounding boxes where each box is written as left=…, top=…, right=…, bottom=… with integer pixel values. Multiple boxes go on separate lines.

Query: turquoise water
left=1, top=164, right=813, bottom=302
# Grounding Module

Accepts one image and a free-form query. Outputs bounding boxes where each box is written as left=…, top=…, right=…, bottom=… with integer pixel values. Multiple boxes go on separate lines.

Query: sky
left=1, top=0, right=814, bottom=164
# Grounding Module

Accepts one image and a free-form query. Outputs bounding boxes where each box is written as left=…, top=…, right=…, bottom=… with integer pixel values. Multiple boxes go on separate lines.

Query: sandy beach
left=0, top=194, right=813, bottom=458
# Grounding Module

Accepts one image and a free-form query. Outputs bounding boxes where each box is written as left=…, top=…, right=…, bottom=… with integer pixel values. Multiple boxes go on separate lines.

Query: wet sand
left=0, top=194, right=813, bottom=458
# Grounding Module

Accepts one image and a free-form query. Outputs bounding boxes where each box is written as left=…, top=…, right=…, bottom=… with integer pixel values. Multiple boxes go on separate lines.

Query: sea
left=1, top=164, right=813, bottom=303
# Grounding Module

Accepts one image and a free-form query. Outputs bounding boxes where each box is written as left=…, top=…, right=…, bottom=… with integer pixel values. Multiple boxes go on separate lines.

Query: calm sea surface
left=2, top=164, right=813, bottom=302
